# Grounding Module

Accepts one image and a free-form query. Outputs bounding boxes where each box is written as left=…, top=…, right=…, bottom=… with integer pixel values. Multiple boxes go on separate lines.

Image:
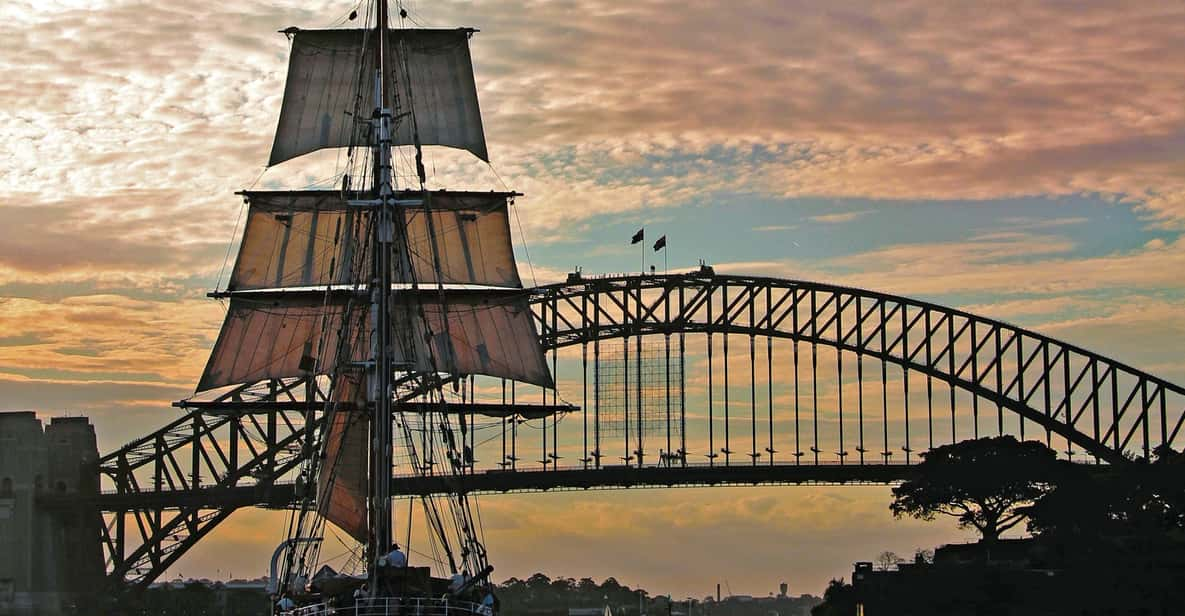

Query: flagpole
left=632, top=228, right=646, bottom=274
left=654, top=235, right=668, bottom=274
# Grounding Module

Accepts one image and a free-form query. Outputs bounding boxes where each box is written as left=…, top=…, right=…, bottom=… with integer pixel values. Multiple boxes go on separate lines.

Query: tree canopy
left=1027, top=444, right=1185, bottom=538
left=809, top=579, right=855, bottom=616
left=890, top=436, right=1060, bottom=541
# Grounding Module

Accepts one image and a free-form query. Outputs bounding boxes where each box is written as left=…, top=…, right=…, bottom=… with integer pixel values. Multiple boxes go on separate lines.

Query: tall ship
left=188, top=1, right=557, bottom=613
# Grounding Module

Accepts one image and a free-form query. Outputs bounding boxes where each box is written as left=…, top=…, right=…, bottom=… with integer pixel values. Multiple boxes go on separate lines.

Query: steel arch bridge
left=59, top=270, right=1185, bottom=589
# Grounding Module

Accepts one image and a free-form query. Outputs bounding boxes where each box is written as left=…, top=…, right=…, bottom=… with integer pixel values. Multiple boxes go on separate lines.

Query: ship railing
left=286, top=596, right=490, bottom=616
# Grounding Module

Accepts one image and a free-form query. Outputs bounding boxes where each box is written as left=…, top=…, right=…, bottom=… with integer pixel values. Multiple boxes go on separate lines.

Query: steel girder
left=94, top=377, right=322, bottom=588
left=91, top=373, right=473, bottom=588
left=86, top=271, right=1185, bottom=588
left=531, top=272, right=1185, bottom=464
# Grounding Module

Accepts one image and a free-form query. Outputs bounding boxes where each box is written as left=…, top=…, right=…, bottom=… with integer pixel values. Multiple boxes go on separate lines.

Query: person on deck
left=385, top=542, right=407, bottom=567
left=449, top=572, right=469, bottom=594
left=478, top=590, right=496, bottom=616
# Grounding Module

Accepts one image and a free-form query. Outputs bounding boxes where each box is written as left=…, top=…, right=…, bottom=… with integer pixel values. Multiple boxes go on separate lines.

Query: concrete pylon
left=0, top=412, right=102, bottom=615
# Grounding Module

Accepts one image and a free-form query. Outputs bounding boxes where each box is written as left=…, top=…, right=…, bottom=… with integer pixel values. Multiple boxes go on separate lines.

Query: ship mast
left=369, top=0, right=394, bottom=588
left=195, top=6, right=559, bottom=600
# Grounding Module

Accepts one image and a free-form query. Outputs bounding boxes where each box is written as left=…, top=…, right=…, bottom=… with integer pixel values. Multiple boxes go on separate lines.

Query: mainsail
left=269, top=28, right=488, bottom=166
left=198, top=290, right=551, bottom=391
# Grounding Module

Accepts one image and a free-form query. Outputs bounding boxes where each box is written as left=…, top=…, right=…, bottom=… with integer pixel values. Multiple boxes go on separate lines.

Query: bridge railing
left=286, top=597, right=489, bottom=616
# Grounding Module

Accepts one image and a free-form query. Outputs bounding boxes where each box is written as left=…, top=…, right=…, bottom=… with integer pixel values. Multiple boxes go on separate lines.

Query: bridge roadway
left=71, top=462, right=917, bottom=512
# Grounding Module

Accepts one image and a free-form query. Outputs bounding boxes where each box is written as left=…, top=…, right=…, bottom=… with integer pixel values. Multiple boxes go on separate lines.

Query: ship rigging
left=186, top=1, right=562, bottom=613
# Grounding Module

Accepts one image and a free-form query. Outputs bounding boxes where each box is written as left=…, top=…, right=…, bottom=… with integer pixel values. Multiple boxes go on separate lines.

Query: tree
left=1027, top=445, right=1185, bottom=538
left=875, top=551, right=901, bottom=571
left=526, top=572, right=552, bottom=588
left=810, top=579, right=855, bottom=616
left=1021, top=447, right=1185, bottom=612
left=890, top=436, right=1059, bottom=542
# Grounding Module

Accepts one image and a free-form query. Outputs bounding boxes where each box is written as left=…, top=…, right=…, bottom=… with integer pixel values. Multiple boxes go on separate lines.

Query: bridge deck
left=57, top=463, right=917, bottom=512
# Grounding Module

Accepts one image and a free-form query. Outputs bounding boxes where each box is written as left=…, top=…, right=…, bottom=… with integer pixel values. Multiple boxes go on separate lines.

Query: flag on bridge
left=653, top=235, right=667, bottom=252
left=631, top=228, right=644, bottom=244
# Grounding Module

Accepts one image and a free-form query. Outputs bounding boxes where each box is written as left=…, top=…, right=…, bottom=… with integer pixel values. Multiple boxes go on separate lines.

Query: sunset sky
left=2, top=0, right=1185, bottom=599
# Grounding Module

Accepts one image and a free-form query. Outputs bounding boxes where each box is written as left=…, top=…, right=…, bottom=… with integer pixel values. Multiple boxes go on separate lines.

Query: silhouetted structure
left=495, top=574, right=818, bottom=616
left=850, top=440, right=1185, bottom=614
left=73, top=272, right=1185, bottom=589
left=849, top=532, right=1185, bottom=613
left=890, top=436, right=1060, bottom=542
left=851, top=541, right=1060, bottom=614
left=0, top=412, right=102, bottom=614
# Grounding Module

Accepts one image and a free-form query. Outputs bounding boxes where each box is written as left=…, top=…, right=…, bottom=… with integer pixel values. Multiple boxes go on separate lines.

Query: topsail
left=230, top=190, right=523, bottom=290
left=269, top=28, right=488, bottom=166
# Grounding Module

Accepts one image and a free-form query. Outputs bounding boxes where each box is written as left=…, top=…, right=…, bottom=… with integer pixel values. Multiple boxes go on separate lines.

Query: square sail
left=269, top=28, right=488, bottom=166
left=230, top=191, right=523, bottom=290
left=198, top=291, right=552, bottom=392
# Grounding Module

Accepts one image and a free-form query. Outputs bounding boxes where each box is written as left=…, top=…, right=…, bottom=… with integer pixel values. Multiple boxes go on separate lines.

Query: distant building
left=852, top=540, right=1065, bottom=615
left=778, top=583, right=787, bottom=598
left=223, top=577, right=269, bottom=591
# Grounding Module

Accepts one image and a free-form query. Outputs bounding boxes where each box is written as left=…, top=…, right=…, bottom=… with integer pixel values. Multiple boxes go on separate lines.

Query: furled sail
left=230, top=191, right=522, bottom=290
left=269, top=28, right=488, bottom=166
left=198, top=291, right=552, bottom=391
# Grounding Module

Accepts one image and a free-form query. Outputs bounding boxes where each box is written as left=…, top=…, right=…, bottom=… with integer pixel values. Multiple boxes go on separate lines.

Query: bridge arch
left=89, top=271, right=1185, bottom=588
left=530, top=271, right=1185, bottom=464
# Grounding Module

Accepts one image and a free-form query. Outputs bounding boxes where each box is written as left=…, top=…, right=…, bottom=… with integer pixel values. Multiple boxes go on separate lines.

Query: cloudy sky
left=3, top=0, right=1185, bottom=598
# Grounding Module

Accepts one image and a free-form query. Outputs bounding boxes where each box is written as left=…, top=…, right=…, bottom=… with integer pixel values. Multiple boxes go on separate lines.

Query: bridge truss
left=78, top=271, right=1185, bottom=588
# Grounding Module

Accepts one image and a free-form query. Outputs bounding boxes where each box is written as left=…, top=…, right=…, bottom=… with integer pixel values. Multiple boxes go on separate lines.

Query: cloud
left=1, top=0, right=1184, bottom=595
left=829, top=235, right=1185, bottom=298
left=961, top=296, right=1086, bottom=320
left=4, top=0, right=1183, bottom=253
left=715, top=229, right=1185, bottom=302
left=808, top=210, right=873, bottom=224
left=0, top=193, right=229, bottom=288
left=997, top=216, right=1090, bottom=230
left=445, top=0, right=1185, bottom=228
left=0, top=295, right=220, bottom=387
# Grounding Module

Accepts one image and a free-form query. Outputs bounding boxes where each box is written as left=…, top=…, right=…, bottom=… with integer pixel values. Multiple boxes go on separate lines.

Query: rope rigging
left=268, top=0, right=504, bottom=604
